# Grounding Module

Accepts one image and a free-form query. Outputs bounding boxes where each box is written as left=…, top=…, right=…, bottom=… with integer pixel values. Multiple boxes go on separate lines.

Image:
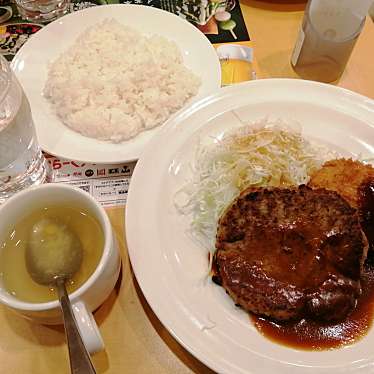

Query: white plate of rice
left=11, top=4, right=221, bottom=163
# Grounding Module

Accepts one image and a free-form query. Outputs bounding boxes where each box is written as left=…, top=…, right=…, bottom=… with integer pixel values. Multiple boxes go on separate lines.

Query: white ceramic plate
left=126, top=79, right=374, bottom=374
left=11, top=4, right=221, bottom=163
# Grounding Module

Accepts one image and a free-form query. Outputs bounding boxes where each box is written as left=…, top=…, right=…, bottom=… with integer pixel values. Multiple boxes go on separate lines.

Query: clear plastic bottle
left=0, top=55, right=49, bottom=202
left=291, top=0, right=371, bottom=83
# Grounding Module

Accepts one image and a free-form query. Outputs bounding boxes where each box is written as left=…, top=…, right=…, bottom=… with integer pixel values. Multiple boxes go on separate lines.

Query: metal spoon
left=26, top=217, right=96, bottom=374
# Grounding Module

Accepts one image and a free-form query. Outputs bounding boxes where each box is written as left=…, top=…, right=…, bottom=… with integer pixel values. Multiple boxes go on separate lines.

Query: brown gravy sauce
left=212, top=254, right=374, bottom=350
left=251, top=258, right=374, bottom=350
left=251, top=181, right=374, bottom=350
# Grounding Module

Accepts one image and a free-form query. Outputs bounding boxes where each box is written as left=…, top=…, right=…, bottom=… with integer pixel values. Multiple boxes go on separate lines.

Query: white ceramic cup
left=0, top=183, right=121, bottom=354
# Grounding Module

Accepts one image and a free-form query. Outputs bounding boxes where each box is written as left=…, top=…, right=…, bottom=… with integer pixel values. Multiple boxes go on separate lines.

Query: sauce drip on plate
left=251, top=252, right=374, bottom=350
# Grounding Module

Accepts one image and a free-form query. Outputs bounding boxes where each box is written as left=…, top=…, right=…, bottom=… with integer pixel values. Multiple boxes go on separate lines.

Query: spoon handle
left=56, top=279, right=97, bottom=374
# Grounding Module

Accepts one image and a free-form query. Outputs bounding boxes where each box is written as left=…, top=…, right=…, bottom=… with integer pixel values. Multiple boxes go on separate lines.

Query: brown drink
left=291, top=0, right=366, bottom=83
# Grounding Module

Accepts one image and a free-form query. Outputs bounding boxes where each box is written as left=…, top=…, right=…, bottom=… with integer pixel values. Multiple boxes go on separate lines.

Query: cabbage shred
left=175, top=122, right=332, bottom=255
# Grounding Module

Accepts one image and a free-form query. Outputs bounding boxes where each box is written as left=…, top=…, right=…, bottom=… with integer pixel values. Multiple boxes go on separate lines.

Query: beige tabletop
left=243, top=0, right=374, bottom=98
left=1, top=2, right=373, bottom=373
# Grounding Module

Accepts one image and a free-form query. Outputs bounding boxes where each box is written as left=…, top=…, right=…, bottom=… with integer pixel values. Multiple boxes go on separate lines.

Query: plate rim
left=11, top=4, right=221, bottom=163
left=125, top=78, right=374, bottom=374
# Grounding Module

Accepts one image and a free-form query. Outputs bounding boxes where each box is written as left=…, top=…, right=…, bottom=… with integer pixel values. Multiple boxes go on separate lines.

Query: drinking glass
left=0, top=54, right=48, bottom=203
left=15, top=0, right=70, bottom=23
left=217, top=44, right=255, bottom=86
left=291, top=0, right=366, bottom=83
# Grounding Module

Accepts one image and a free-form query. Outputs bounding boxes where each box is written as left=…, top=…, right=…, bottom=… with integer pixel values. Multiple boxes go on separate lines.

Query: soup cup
left=0, top=183, right=121, bottom=354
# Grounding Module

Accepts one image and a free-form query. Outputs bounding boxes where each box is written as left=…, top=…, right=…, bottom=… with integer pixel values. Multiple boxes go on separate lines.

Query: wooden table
left=1, top=2, right=373, bottom=373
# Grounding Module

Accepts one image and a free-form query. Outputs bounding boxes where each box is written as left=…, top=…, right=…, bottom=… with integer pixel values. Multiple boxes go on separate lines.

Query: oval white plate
left=126, top=79, right=374, bottom=374
left=11, top=4, right=221, bottom=163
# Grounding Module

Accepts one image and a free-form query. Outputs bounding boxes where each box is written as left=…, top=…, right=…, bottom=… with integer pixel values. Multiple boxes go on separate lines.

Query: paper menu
left=45, top=153, right=136, bottom=207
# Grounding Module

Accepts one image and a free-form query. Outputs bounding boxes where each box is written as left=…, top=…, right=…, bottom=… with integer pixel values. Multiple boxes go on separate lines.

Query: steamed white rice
left=44, top=19, right=201, bottom=143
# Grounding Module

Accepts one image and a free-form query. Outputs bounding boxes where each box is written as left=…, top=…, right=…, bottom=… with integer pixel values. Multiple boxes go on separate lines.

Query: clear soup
left=0, top=204, right=104, bottom=303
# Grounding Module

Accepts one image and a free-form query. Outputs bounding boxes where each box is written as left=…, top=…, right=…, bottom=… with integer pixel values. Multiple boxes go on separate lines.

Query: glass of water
left=0, top=54, right=48, bottom=203
left=15, top=0, right=70, bottom=23
left=291, top=0, right=366, bottom=83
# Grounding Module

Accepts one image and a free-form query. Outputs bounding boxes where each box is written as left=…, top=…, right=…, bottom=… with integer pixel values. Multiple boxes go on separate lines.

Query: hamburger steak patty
left=213, top=185, right=368, bottom=322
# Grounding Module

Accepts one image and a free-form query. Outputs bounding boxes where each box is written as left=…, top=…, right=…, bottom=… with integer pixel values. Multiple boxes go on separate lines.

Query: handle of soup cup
left=71, top=299, right=104, bottom=354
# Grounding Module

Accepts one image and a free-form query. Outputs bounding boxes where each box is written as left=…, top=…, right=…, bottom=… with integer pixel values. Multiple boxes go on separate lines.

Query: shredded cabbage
left=174, top=120, right=334, bottom=256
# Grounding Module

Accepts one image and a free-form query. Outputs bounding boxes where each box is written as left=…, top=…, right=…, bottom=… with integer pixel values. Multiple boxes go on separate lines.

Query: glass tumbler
left=291, top=0, right=366, bottom=83
left=0, top=54, right=48, bottom=203
left=15, top=0, right=70, bottom=23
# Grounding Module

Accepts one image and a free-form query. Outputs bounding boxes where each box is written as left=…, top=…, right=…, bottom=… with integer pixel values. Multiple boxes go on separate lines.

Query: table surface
left=1, top=1, right=373, bottom=373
